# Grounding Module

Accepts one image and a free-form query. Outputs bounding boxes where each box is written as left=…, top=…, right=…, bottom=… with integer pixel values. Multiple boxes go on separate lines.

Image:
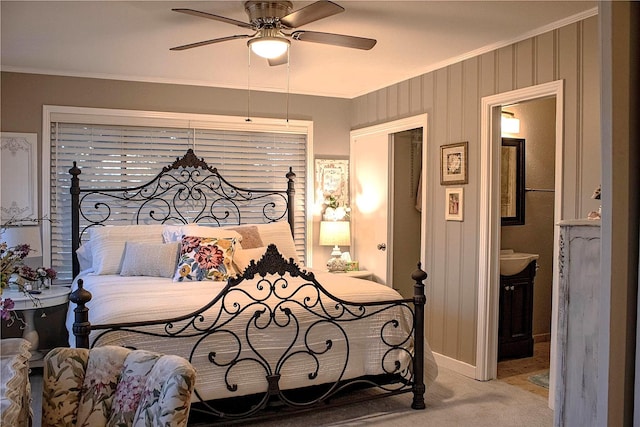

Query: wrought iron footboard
left=70, top=245, right=428, bottom=422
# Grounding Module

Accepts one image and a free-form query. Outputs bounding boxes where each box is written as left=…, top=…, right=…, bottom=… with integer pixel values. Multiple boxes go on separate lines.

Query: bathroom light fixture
left=248, top=29, right=290, bottom=59
left=501, top=111, right=520, bottom=134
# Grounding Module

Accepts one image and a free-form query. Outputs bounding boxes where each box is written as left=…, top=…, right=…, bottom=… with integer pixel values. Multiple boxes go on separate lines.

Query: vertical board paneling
left=459, top=57, right=481, bottom=362
left=422, top=73, right=435, bottom=113
left=367, top=92, right=377, bottom=124
left=448, top=63, right=464, bottom=142
left=422, top=72, right=437, bottom=342
left=349, top=16, right=598, bottom=367
left=536, top=31, right=556, bottom=84
left=398, top=80, right=410, bottom=117
left=377, top=88, right=388, bottom=122
left=515, top=38, right=535, bottom=89
left=443, top=62, right=464, bottom=357
left=558, top=23, right=580, bottom=219
left=430, top=68, right=450, bottom=351
left=479, top=51, right=496, bottom=97
left=387, top=85, right=399, bottom=118
left=410, top=76, right=423, bottom=114
left=497, top=45, right=515, bottom=94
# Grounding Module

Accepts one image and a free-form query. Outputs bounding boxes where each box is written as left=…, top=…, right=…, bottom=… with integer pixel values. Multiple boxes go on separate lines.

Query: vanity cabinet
left=498, top=260, right=536, bottom=360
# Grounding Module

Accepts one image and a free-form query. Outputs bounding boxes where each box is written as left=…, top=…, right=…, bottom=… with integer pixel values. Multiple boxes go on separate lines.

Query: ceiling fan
left=170, top=1, right=377, bottom=66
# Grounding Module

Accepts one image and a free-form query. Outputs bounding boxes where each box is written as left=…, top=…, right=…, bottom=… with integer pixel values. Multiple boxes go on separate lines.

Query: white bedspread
left=66, top=269, right=438, bottom=401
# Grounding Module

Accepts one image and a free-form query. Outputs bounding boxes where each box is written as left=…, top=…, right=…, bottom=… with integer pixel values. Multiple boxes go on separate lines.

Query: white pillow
left=233, top=246, right=268, bottom=274
left=76, top=241, right=93, bottom=272
left=120, top=241, right=180, bottom=278
left=89, top=225, right=165, bottom=275
left=254, top=221, right=299, bottom=263
left=162, top=224, right=242, bottom=243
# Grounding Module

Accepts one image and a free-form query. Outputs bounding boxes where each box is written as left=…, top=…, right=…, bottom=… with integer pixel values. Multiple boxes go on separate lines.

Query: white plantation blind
left=49, top=120, right=307, bottom=282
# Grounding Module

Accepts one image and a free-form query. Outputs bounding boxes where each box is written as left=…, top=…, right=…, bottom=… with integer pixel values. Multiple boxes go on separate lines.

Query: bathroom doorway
left=497, top=97, right=557, bottom=398
left=476, top=80, right=564, bottom=410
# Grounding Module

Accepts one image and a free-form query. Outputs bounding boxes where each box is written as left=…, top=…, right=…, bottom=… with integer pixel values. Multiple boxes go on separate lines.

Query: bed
left=65, top=149, right=437, bottom=422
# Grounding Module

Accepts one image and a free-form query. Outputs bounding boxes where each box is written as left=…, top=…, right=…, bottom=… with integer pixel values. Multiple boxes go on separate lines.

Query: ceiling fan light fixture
left=248, top=36, right=290, bottom=59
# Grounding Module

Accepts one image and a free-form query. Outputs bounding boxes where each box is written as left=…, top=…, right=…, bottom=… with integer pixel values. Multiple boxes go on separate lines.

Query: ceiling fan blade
left=268, top=54, right=289, bottom=67
left=292, top=31, right=376, bottom=50
left=280, top=1, right=344, bottom=28
left=170, top=34, right=252, bottom=51
left=172, top=8, right=253, bottom=30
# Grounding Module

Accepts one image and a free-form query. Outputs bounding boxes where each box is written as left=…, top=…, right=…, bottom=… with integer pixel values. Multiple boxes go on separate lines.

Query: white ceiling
left=1, top=1, right=597, bottom=99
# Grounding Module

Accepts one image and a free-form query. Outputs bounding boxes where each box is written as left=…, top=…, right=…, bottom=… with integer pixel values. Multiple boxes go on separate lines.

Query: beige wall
left=501, top=97, right=556, bottom=338
left=0, top=72, right=352, bottom=269
left=351, top=16, right=601, bottom=365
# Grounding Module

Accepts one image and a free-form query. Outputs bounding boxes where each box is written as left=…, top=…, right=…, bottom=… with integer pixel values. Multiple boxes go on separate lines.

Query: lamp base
left=327, top=245, right=346, bottom=272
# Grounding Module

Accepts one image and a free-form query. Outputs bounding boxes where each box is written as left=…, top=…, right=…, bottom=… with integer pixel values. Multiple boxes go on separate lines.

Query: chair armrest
left=42, top=347, right=89, bottom=427
left=132, top=355, right=196, bottom=427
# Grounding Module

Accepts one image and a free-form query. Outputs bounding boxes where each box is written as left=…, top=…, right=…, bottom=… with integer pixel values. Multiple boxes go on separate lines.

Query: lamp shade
left=2, top=226, right=42, bottom=257
left=319, top=221, right=350, bottom=247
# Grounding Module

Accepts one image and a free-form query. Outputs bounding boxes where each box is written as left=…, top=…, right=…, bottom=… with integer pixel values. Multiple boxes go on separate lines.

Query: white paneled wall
left=351, top=17, right=600, bottom=366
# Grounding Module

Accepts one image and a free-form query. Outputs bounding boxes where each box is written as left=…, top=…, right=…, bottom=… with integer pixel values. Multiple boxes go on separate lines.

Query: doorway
left=496, top=97, right=557, bottom=399
left=476, top=81, right=564, bottom=410
left=349, top=114, right=428, bottom=289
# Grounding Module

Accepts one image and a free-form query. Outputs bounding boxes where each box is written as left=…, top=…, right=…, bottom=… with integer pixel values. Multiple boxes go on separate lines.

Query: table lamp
left=2, top=225, right=42, bottom=266
left=319, top=220, right=351, bottom=272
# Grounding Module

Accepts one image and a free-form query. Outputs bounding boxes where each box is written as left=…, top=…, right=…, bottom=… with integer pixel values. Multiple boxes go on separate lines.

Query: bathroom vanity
left=498, top=251, right=538, bottom=360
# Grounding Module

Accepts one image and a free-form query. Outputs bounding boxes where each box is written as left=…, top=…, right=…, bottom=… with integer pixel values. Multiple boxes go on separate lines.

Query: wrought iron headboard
left=69, top=149, right=296, bottom=277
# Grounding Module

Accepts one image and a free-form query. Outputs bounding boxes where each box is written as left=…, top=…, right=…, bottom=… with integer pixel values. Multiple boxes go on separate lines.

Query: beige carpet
left=30, top=366, right=552, bottom=427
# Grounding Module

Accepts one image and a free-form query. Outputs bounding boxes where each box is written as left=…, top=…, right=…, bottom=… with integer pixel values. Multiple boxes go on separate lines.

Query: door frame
left=476, top=80, right=564, bottom=409
left=350, top=114, right=429, bottom=285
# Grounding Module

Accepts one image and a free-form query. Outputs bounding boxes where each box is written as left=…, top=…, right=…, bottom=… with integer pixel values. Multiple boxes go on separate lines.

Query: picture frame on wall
left=1, top=132, right=38, bottom=224
left=440, top=141, right=468, bottom=185
left=315, top=158, right=349, bottom=215
left=445, top=187, right=464, bottom=221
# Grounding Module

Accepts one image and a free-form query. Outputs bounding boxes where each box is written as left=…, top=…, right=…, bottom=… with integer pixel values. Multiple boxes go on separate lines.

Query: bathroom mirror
left=501, top=137, right=525, bottom=226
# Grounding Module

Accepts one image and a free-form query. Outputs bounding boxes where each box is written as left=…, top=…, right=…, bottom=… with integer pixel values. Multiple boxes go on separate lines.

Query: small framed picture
left=440, top=141, right=468, bottom=185
left=445, top=187, right=464, bottom=221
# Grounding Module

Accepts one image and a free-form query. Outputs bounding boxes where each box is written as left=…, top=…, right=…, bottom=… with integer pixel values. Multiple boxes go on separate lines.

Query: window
left=44, top=107, right=312, bottom=283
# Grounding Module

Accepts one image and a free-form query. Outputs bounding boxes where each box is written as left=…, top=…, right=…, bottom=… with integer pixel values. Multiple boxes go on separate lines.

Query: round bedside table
left=2, top=286, right=71, bottom=361
left=336, top=270, right=373, bottom=280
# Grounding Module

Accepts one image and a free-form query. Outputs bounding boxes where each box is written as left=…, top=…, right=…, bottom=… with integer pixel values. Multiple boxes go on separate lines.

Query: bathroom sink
left=500, top=249, right=539, bottom=276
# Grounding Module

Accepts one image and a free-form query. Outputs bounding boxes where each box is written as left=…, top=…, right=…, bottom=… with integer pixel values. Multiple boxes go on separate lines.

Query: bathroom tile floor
left=497, top=341, right=550, bottom=399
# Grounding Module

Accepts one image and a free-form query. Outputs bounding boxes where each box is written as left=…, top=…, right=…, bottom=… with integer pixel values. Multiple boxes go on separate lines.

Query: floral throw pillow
left=173, top=236, right=236, bottom=282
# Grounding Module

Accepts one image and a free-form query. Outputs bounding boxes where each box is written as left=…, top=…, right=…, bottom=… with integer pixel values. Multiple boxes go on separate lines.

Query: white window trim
left=42, top=105, right=315, bottom=271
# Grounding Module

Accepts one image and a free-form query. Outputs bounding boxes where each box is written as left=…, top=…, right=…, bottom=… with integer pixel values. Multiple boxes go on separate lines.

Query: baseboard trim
left=432, top=352, right=477, bottom=379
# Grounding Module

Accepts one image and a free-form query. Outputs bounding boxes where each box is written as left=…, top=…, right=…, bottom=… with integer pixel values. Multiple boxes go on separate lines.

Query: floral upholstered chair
left=41, top=346, right=196, bottom=427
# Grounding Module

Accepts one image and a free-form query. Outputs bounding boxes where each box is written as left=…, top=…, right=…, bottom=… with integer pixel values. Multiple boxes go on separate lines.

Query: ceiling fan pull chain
left=246, top=47, right=252, bottom=122
left=286, top=49, right=290, bottom=123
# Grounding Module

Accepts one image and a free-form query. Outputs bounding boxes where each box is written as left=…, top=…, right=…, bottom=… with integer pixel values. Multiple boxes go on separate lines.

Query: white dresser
left=554, top=220, right=601, bottom=427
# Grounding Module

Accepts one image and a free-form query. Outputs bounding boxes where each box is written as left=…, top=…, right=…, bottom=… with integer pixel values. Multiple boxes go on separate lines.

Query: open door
left=350, top=114, right=428, bottom=287
left=351, top=131, right=390, bottom=284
